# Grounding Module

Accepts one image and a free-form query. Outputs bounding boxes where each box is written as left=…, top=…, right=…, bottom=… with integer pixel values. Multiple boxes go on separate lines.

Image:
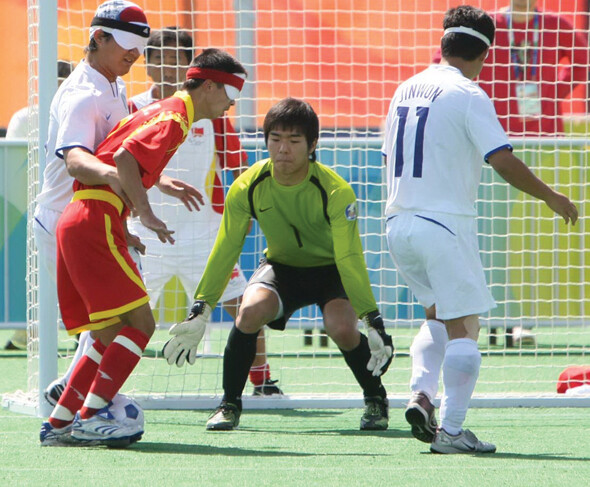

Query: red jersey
left=74, top=91, right=194, bottom=200
left=129, top=92, right=246, bottom=214
left=477, top=10, right=588, bottom=136
left=58, top=92, right=194, bottom=332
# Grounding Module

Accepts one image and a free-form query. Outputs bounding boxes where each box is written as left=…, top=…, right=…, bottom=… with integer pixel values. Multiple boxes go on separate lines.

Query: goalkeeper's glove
left=162, top=300, right=211, bottom=367
left=363, top=310, right=394, bottom=377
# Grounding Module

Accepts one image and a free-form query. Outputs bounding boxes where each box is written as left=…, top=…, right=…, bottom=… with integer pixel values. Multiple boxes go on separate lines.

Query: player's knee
left=120, top=304, right=156, bottom=338
left=125, top=318, right=155, bottom=338
left=235, top=305, right=267, bottom=334
left=325, top=322, right=359, bottom=350
left=140, top=310, right=156, bottom=337
left=444, top=339, right=481, bottom=375
left=141, top=319, right=156, bottom=338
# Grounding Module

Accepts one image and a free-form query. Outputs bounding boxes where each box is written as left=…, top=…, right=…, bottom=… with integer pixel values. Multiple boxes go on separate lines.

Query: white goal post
left=4, top=0, right=590, bottom=417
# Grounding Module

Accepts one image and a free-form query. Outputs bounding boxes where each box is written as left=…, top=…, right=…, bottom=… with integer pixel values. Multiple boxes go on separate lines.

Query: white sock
left=440, top=338, right=481, bottom=436
left=62, top=331, right=94, bottom=383
left=409, top=320, right=448, bottom=401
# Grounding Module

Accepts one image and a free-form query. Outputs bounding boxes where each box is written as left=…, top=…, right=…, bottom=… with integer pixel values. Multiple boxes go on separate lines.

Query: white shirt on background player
left=382, top=64, right=512, bottom=218
left=35, top=59, right=128, bottom=217
left=6, top=106, right=35, bottom=139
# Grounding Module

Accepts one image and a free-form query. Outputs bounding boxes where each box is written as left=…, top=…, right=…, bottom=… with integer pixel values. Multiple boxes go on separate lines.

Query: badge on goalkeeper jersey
left=345, top=202, right=358, bottom=221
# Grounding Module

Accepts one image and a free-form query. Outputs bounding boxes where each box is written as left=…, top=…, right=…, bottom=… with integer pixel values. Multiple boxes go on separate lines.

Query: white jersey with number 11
left=382, top=64, right=511, bottom=218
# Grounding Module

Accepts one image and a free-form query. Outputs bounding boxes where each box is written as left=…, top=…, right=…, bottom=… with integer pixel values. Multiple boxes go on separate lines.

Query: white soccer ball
left=108, top=394, right=144, bottom=429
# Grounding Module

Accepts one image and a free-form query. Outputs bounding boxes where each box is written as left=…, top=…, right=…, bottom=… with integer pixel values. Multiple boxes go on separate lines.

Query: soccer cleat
left=206, top=402, right=241, bottom=431
left=360, top=396, right=389, bottom=430
left=252, top=379, right=284, bottom=396
left=39, top=421, right=78, bottom=447
left=430, top=428, right=496, bottom=454
left=71, top=406, right=143, bottom=448
left=44, top=378, right=67, bottom=407
left=405, top=391, right=438, bottom=443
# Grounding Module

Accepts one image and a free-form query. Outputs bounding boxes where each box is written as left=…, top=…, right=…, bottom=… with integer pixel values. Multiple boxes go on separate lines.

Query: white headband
left=443, top=26, right=491, bottom=47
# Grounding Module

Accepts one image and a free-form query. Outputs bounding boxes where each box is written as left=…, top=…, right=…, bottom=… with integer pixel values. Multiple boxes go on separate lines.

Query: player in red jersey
left=432, top=1, right=588, bottom=136
left=40, top=48, right=246, bottom=447
left=128, top=28, right=282, bottom=395
left=477, top=0, right=588, bottom=136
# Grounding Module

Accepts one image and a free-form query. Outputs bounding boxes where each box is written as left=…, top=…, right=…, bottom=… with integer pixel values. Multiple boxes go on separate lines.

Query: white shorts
left=141, top=247, right=247, bottom=306
left=386, top=210, right=496, bottom=320
left=33, top=205, right=62, bottom=280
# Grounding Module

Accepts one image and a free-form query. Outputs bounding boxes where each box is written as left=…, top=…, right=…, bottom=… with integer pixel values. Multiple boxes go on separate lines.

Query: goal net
left=6, top=0, right=590, bottom=416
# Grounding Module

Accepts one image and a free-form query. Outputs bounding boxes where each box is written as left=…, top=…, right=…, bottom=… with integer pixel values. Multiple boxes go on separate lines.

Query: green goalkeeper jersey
left=194, top=158, right=378, bottom=318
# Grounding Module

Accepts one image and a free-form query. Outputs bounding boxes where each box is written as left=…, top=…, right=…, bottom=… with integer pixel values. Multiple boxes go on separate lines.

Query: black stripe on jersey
left=309, top=176, right=330, bottom=224
left=248, top=170, right=271, bottom=219
left=290, top=225, right=303, bottom=248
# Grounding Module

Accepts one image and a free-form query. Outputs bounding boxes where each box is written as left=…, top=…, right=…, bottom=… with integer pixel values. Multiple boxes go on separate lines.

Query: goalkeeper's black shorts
left=247, top=258, right=348, bottom=330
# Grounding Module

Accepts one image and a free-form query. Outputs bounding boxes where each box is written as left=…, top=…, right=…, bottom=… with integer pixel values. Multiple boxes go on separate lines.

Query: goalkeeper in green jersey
left=163, top=97, right=393, bottom=431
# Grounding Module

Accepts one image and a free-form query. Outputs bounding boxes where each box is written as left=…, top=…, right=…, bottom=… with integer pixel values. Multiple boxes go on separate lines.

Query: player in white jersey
left=38, top=1, right=152, bottom=409
left=3, top=61, right=74, bottom=352
left=35, top=0, right=152, bottom=280
left=382, top=5, right=577, bottom=454
left=127, top=28, right=282, bottom=395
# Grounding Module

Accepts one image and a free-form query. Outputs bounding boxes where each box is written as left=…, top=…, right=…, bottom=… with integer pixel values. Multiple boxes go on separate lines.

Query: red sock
left=80, top=326, right=149, bottom=419
left=49, top=339, right=106, bottom=428
left=249, top=363, right=271, bottom=386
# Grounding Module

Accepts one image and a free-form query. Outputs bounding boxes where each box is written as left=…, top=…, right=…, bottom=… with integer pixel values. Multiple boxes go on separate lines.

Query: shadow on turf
left=244, top=411, right=409, bottom=438
left=132, top=442, right=390, bottom=457
left=245, top=428, right=409, bottom=438
left=418, top=451, right=590, bottom=461
left=149, top=410, right=412, bottom=439
left=149, top=409, right=349, bottom=426
left=0, top=352, right=27, bottom=358
left=472, top=452, right=590, bottom=462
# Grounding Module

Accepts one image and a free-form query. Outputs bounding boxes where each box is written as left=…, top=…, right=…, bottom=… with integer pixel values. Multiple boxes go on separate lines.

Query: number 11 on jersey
left=394, top=106, right=430, bottom=178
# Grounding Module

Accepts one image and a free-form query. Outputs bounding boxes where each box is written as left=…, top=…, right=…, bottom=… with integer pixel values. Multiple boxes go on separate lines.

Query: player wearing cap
left=383, top=5, right=578, bottom=454
left=163, top=97, right=393, bottom=432
left=39, top=47, right=247, bottom=447
left=37, top=0, right=157, bottom=426
left=35, top=0, right=152, bottom=410
left=127, top=28, right=282, bottom=396
left=34, top=0, right=150, bottom=263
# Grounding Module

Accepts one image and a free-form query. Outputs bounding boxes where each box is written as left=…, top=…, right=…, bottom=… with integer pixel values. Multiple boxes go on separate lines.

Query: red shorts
left=56, top=189, right=149, bottom=335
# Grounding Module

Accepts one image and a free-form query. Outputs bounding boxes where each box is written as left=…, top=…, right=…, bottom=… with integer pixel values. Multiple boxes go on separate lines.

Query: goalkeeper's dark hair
left=146, top=26, right=194, bottom=65
left=263, top=98, right=319, bottom=162
left=441, top=5, right=495, bottom=61
left=182, top=48, right=247, bottom=91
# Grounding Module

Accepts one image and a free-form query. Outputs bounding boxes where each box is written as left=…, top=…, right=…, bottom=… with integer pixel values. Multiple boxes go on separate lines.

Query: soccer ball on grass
left=108, top=394, right=144, bottom=430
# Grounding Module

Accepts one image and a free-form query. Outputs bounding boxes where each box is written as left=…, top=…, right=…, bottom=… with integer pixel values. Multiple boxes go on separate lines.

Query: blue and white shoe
left=39, top=421, right=78, bottom=447
left=71, top=407, right=143, bottom=448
